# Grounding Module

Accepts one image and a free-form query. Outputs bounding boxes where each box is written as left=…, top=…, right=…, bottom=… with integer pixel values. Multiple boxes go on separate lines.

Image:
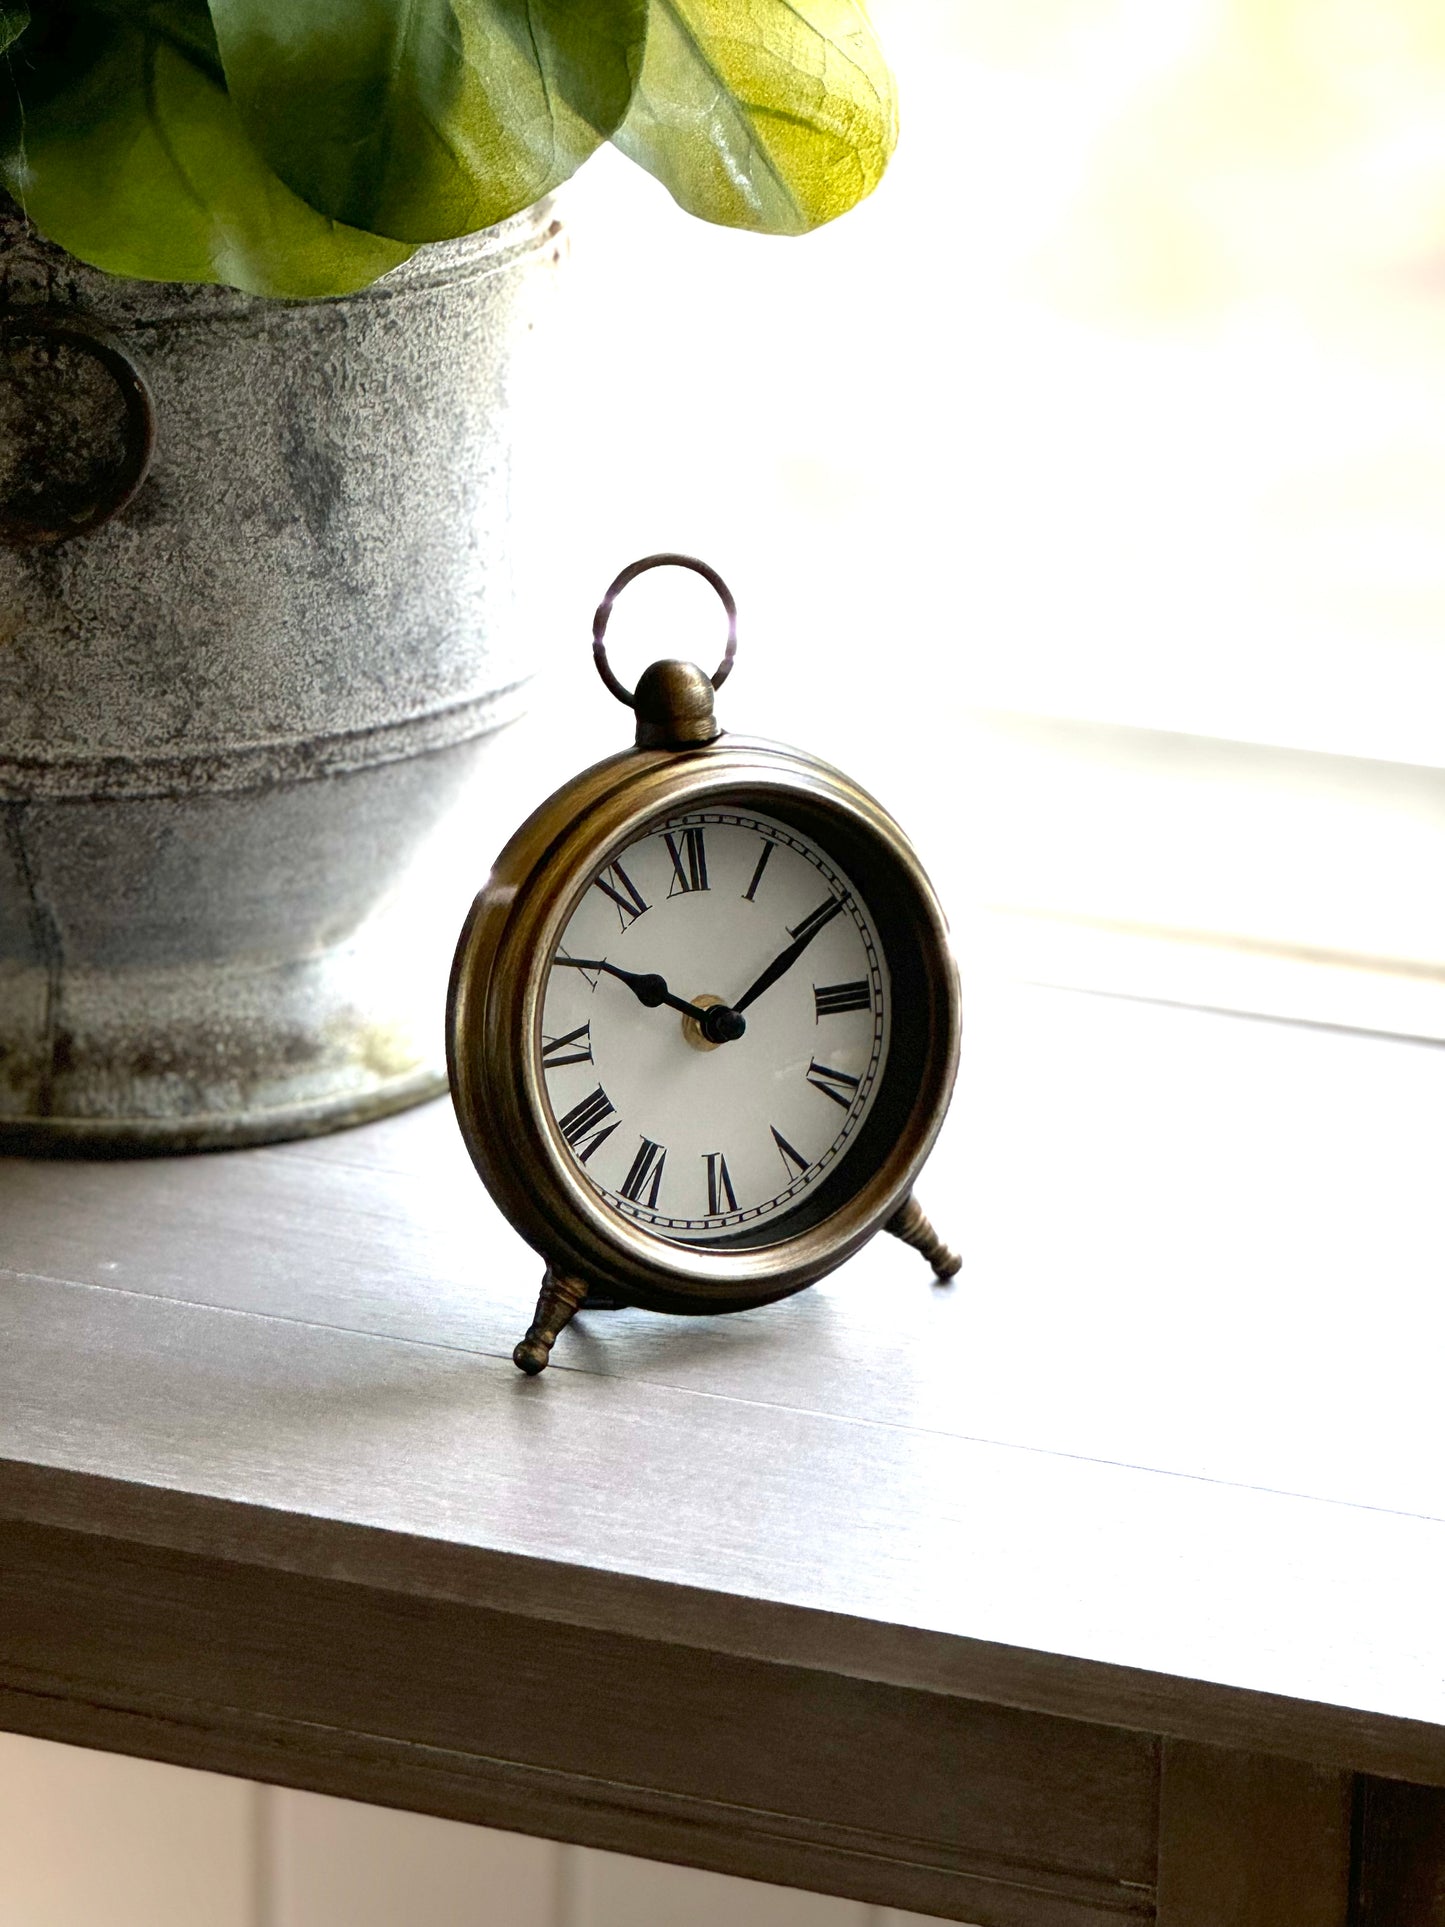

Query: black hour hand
left=557, top=957, right=699, bottom=1020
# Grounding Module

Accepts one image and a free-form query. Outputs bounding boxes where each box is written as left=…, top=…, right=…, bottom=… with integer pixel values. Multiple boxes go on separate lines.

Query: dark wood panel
left=1157, top=1739, right=1351, bottom=1927
left=1354, top=1777, right=1445, bottom=1926
left=0, top=1518, right=1157, bottom=1927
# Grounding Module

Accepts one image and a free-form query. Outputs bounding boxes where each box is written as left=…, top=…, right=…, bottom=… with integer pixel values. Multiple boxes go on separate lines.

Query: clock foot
left=886, top=1195, right=961, bottom=1283
left=513, top=1270, right=589, bottom=1375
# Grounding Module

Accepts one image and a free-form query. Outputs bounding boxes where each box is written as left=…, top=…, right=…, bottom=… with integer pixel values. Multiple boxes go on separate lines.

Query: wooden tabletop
left=3, top=983, right=1444, bottom=1924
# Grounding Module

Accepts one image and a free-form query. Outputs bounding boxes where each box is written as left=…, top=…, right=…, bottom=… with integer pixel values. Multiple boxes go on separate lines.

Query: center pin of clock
left=683, top=994, right=746, bottom=1052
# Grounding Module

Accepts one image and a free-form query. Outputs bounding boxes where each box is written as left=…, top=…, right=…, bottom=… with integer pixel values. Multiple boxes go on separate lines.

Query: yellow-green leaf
left=0, top=4, right=28, bottom=55
left=2, top=7, right=412, bottom=296
left=210, top=0, right=648, bottom=245
left=612, top=0, right=897, bottom=234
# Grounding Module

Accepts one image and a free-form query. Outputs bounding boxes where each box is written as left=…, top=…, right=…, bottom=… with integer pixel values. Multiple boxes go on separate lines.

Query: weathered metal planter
left=0, top=198, right=561, bottom=1152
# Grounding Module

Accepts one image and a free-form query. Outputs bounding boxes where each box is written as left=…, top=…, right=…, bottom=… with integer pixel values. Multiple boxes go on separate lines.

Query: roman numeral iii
left=704, top=1151, right=738, bottom=1215
left=541, top=1022, right=593, bottom=1068
left=557, top=1085, right=619, bottom=1163
left=619, top=1137, right=667, bottom=1208
left=663, top=827, right=709, bottom=895
left=806, top=1060, right=861, bottom=1110
left=814, top=980, right=870, bottom=1019
left=592, top=860, right=648, bottom=929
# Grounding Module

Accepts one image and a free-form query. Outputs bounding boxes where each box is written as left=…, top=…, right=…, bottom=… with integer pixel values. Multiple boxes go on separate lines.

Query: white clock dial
left=539, top=809, right=890, bottom=1241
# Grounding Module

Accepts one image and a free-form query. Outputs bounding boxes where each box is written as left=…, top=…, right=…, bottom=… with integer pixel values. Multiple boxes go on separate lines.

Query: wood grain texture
left=0, top=1517, right=1158, bottom=1927
left=0, top=1260, right=1441, bottom=1783
left=1354, top=1777, right=1445, bottom=1926
left=1156, top=1740, right=1351, bottom=1926
left=3, top=986, right=1445, bottom=1920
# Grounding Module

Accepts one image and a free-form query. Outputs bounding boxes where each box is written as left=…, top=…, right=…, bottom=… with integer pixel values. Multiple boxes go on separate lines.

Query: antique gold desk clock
left=447, top=555, right=961, bottom=1375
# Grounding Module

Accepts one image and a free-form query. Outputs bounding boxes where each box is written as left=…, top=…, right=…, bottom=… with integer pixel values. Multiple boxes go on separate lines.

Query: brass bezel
left=446, top=735, right=960, bottom=1317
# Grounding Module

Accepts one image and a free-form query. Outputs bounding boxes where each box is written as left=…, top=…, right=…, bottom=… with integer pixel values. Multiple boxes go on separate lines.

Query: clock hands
left=556, top=956, right=746, bottom=1042
left=731, top=894, right=844, bottom=1014
left=557, top=893, right=847, bottom=1043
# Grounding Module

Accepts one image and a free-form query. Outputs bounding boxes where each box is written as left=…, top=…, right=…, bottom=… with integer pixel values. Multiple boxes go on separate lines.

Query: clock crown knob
left=591, top=554, right=737, bottom=749
left=633, top=658, right=721, bottom=748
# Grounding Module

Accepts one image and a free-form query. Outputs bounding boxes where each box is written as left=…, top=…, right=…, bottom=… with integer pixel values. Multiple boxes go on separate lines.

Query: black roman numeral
left=557, top=1085, right=619, bottom=1163
left=742, top=838, right=775, bottom=902
left=704, top=1151, right=738, bottom=1215
left=814, top=980, right=870, bottom=1019
left=788, top=895, right=844, bottom=943
left=555, top=948, right=602, bottom=991
left=619, top=1137, right=667, bottom=1207
left=541, top=1021, right=592, bottom=1068
left=663, top=827, right=709, bottom=895
left=771, top=1125, right=810, bottom=1178
left=593, top=860, right=649, bottom=930
left=806, top=1059, right=861, bottom=1110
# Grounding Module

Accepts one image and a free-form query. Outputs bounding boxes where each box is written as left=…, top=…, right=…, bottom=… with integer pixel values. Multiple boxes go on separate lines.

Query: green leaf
left=210, top=0, right=648, bottom=245
left=0, top=3, right=413, bottom=296
left=612, top=0, right=897, bottom=234
left=0, top=4, right=28, bottom=55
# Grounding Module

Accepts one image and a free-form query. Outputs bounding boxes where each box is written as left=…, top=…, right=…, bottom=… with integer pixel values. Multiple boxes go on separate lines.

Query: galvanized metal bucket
left=0, top=198, right=562, bottom=1151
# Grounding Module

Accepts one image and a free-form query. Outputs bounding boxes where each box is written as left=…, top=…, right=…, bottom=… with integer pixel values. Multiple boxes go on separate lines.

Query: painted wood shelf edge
left=2, top=1466, right=1444, bottom=1792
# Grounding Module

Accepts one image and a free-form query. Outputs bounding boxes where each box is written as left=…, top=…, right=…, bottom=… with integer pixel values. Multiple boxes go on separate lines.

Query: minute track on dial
left=542, top=808, right=888, bottom=1240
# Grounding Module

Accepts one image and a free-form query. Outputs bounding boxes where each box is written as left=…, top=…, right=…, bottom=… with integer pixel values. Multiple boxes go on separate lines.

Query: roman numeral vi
left=704, top=1151, right=738, bottom=1215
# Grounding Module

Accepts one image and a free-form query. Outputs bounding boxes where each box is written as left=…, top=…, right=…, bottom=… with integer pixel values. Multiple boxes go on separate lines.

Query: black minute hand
left=556, top=957, right=700, bottom=1020
left=732, top=895, right=845, bottom=1014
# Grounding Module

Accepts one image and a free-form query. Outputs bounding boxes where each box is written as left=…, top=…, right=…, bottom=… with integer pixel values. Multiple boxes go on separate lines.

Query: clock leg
left=513, top=1269, right=590, bottom=1375
left=886, top=1194, right=961, bottom=1282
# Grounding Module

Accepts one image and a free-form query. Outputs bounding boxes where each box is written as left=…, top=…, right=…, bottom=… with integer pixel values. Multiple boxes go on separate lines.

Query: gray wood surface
left=3, top=984, right=1445, bottom=1921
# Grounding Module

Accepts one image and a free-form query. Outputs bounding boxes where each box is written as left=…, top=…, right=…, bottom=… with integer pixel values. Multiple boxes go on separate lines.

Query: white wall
left=0, top=1733, right=960, bottom=1927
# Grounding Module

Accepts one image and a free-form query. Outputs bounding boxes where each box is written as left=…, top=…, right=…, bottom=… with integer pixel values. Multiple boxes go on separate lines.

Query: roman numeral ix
left=557, top=1085, right=619, bottom=1163
left=555, top=947, right=602, bottom=991
left=592, top=860, right=649, bottom=930
left=541, top=1022, right=592, bottom=1068
left=814, top=980, right=870, bottom=1019
left=704, top=1151, right=738, bottom=1215
left=664, top=826, right=709, bottom=895
left=620, top=1137, right=667, bottom=1208
left=806, top=1060, right=861, bottom=1110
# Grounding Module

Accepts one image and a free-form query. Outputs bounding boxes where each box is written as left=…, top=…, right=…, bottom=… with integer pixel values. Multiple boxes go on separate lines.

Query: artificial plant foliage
left=0, top=4, right=412, bottom=295
left=210, top=0, right=649, bottom=244
left=0, top=0, right=895, bottom=296
left=0, top=5, right=29, bottom=55
left=613, top=0, right=897, bottom=234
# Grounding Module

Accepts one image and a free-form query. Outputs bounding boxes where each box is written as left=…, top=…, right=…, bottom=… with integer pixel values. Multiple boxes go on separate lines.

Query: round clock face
left=538, top=808, right=891, bottom=1243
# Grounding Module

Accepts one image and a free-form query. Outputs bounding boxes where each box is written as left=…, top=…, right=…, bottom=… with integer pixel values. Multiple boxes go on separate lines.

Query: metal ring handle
left=592, top=553, right=737, bottom=708
left=0, top=313, right=157, bottom=547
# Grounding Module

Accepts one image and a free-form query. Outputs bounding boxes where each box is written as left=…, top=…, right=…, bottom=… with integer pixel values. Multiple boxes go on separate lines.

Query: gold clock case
left=446, top=732, right=961, bottom=1332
